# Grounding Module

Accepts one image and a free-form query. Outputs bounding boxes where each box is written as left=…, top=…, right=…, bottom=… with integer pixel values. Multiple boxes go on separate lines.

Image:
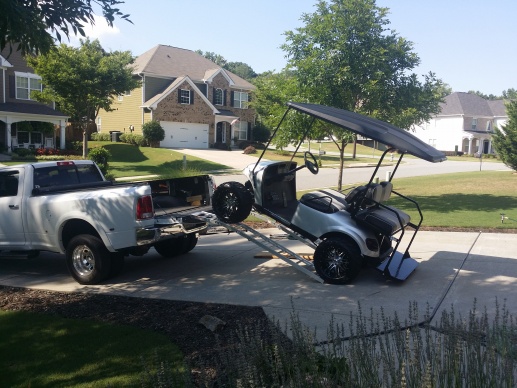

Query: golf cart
left=212, top=103, right=446, bottom=284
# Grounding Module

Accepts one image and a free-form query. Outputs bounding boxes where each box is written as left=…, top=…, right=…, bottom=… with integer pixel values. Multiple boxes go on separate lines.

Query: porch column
left=59, top=119, right=66, bottom=149
left=468, top=138, right=473, bottom=155
left=5, top=121, right=12, bottom=154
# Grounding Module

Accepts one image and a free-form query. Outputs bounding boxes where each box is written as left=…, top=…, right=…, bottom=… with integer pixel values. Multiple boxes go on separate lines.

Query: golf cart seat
left=300, top=189, right=349, bottom=214
left=353, top=182, right=411, bottom=236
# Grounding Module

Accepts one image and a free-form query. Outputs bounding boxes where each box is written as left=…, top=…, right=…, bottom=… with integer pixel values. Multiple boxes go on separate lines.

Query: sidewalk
left=0, top=229, right=515, bottom=341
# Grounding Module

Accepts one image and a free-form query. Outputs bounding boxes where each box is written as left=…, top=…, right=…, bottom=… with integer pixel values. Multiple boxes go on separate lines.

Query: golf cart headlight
left=366, top=238, right=379, bottom=252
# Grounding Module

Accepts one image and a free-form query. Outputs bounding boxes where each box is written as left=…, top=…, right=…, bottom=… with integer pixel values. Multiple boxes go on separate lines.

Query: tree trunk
left=352, top=135, right=357, bottom=159
left=82, top=129, right=88, bottom=158
left=337, top=140, right=345, bottom=191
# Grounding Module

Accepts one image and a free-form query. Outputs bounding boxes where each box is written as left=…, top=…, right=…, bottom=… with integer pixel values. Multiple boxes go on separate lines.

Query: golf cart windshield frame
left=253, top=102, right=446, bottom=176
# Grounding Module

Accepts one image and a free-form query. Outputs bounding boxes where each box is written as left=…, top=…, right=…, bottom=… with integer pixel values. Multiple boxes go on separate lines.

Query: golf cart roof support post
left=253, top=106, right=293, bottom=175
left=290, top=116, right=317, bottom=163
left=390, top=152, right=405, bottom=181
left=368, top=148, right=390, bottom=185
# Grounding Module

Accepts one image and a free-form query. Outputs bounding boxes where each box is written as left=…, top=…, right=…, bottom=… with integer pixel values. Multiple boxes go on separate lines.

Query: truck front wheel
left=66, top=235, right=111, bottom=284
left=313, top=238, right=362, bottom=284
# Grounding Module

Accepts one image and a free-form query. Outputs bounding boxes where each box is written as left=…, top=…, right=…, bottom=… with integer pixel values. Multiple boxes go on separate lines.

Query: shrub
left=120, top=133, right=148, bottom=147
left=13, top=148, right=34, bottom=158
left=88, top=147, right=111, bottom=176
left=243, top=145, right=257, bottom=154
left=212, top=142, right=231, bottom=150
left=142, top=121, right=165, bottom=147
left=90, top=132, right=111, bottom=141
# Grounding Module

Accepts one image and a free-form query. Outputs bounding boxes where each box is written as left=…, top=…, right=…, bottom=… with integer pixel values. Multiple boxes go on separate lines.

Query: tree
left=27, top=39, right=140, bottom=156
left=196, top=50, right=257, bottom=80
left=502, top=88, right=517, bottom=100
left=0, top=0, right=131, bottom=55
left=225, top=61, right=257, bottom=80
left=280, top=0, right=447, bottom=189
left=492, top=100, right=517, bottom=171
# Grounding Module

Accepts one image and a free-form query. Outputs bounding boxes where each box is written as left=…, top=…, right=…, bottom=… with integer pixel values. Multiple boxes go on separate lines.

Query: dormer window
left=15, top=72, right=42, bottom=100
left=214, top=88, right=224, bottom=105
left=471, top=118, right=477, bottom=130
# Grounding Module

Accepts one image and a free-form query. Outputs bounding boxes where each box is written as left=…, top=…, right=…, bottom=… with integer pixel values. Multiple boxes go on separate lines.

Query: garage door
left=160, top=122, right=209, bottom=149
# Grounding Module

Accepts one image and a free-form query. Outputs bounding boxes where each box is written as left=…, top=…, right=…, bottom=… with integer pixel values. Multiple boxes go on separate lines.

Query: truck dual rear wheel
left=313, top=238, right=362, bottom=284
left=212, top=181, right=253, bottom=223
left=66, top=235, right=111, bottom=285
left=154, top=234, right=198, bottom=258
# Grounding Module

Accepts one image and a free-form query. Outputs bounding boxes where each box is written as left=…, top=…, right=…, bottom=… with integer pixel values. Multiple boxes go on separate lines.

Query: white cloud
left=68, top=14, right=120, bottom=47
left=81, top=14, right=120, bottom=39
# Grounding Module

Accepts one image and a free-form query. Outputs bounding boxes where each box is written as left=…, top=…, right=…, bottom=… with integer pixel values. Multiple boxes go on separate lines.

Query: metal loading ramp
left=201, top=212, right=324, bottom=284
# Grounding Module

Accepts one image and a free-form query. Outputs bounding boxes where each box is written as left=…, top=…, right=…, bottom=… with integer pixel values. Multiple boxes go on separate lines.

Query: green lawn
left=89, top=141, right=230, bottom=178
left=0, top=310, right=184, bottom=387
left=336, top=171, right=517, bottom=230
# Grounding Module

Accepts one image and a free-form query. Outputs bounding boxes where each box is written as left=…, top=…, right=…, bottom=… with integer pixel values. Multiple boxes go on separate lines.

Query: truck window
left=0, top=172, right=19, bottom=197
left=33, top=164, right=103, bottom=189
left=76, top=164, right=103, bottom=183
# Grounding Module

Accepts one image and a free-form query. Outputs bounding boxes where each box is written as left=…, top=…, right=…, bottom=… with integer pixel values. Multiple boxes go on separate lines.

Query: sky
left=73, top=0, right=516, bottom=96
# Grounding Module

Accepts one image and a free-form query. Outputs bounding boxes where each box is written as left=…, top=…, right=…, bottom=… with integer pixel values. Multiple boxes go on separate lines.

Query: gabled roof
left=0, top=55, right=13, bottom=68
left=134, top=45, right=254, bottom=90
left=143, top=75, right=218, bottom=113
left=439, top=92, right=507, bottom=117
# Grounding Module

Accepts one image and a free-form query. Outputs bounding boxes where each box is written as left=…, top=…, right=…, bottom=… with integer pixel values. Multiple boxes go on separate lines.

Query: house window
left=124, top=90, right=131, bottom=96
left=214, top=88, right=223, bottom=105
left=15, top=72, right=42, bottom=100
left=486, top=121, right=492, bottom=131
left=471, top=118, right=477, bottom=130
left=117, top=95, right=123, bottom=101
left=97, top=117, right=102, bottom=132
left=233, top=91, right=248, bottom=109
left=180, top=89, right=191, bottom=104
left=234, top=121, right=248, bottom=140
left=17, top=131, right=30, bottom=144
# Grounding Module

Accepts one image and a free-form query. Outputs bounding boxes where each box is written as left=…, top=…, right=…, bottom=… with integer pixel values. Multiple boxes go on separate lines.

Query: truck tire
left=108, top=253, right=125, bottom=278
left=212, top=181, right=253, bottom=223
left=66, top=235, right=111, bottom=285
left=184, top=233, right=198, bottom=253
left=154, top=236, right=188, bottom=258
left=313, top=237, right=362, bottom=284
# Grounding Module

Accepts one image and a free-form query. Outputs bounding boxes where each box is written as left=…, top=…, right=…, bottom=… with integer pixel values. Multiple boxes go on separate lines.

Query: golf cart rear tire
left=212, top=181, right=253, bottom=223
left=314, top=237, right=362, bottom=284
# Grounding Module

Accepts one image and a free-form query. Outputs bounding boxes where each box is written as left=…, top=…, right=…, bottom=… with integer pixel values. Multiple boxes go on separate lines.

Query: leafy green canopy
left=0, top=0, right=131, bottom=55
left=27, top=39, right=140, bottom=156
left=281, top=0, right=446, bottom=130
left=492, top=100, right=517, bottom=171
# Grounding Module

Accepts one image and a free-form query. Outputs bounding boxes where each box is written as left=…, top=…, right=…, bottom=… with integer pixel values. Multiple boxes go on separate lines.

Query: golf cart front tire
left=212, top=181, right=254, bottom=223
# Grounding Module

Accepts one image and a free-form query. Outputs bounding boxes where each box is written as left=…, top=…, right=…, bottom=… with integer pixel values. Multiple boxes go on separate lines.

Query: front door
left=0, top=170, right=26, bottom=247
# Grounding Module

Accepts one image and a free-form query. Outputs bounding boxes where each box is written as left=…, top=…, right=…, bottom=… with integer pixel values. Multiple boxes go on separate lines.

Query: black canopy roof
left=287, top=102, right=447, bottom=163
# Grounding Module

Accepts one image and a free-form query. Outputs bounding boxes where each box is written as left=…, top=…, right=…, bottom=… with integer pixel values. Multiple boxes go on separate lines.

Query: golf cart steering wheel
left=304, top=151, right=319, bottom=175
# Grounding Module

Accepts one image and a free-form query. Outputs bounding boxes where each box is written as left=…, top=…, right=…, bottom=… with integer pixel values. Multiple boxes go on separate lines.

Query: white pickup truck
left=0, top=160, right=210, bottom=284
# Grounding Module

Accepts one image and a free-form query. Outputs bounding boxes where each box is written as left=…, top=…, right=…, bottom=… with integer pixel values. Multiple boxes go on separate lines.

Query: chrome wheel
left=71, top=244, right=96, bottom=276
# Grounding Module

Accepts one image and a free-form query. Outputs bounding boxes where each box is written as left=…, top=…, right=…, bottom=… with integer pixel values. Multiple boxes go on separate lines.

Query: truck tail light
left=136, top=195, right=154, bottom=220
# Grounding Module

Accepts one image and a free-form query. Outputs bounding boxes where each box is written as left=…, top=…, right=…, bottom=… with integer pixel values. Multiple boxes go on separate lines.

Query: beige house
left=98, top=45, right=256, bottom=148
left=0, top=47, right=68, bottom=152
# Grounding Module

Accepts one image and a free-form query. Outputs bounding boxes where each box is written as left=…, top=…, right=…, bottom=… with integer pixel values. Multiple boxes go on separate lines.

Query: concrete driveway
left=1, top=229, right=516, bottom=342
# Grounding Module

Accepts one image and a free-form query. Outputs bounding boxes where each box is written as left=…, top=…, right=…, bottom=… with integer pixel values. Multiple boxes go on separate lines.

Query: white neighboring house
left=413, top=92, right=508, bottom=155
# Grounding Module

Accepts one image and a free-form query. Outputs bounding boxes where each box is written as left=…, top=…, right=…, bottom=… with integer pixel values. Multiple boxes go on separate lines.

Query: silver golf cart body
left=212, top=102, right=446, bottom=284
